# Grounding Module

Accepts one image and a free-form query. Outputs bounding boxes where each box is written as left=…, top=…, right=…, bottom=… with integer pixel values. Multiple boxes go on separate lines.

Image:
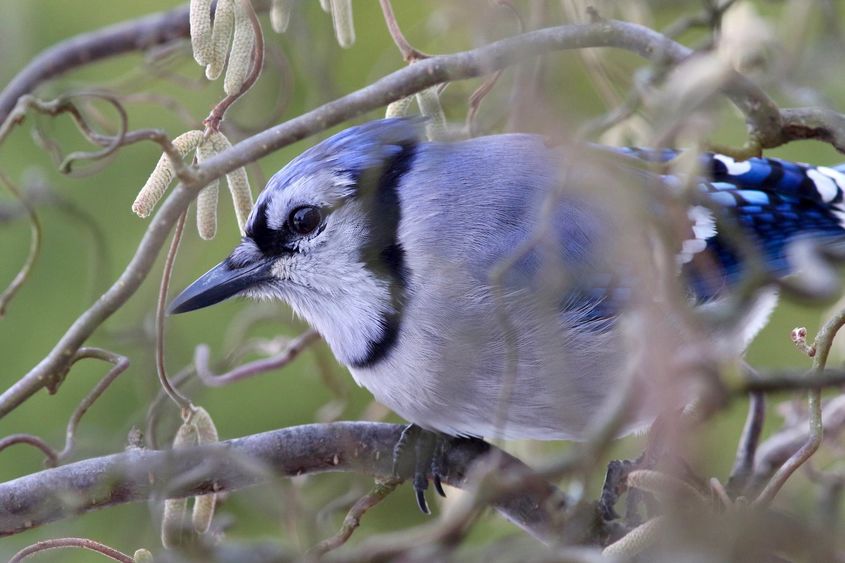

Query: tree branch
left=0, top=422, right=566, bottom=543
left=0, top=5, right=193, bottom=124
left=190, top=19, right=782, bottom=187
left=0, top=1, right=276, bottom=125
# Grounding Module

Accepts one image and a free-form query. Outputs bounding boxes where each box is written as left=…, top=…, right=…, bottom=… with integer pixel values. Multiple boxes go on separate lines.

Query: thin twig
left=0, top=4, right=196, bottom=123
left=662, top=0, right=739, bottom=38
left=56, top=348, right=130, bottom=462
left=378, top=0, right=429, bottom=63
left=0, top=93, right=129, bottom=173
left=727, top=390, right=765, bottom=496
left=222, top=39, right=294, bottom=135
left=9, top=537, right=133, bottom=563
left=145, top=365, right=195, bottom=451
left=0, top=93, right=196, bottom=185
left=465, top=70, right=503, bottom=136
left=0, top=171, right=41, bottom=318
left=0, top=434, right=58, bottom=468
left=147, top=310, right=303, bottom=448
left=742, top=369, right=845, bottom=392
left=753, top=394, right=845, bottom=486
left=119, top=91, right=200, bottom=128
left=204, top=0, right=265, bottom=132
left=156, top=210, right=193, bottom=411
left=465, top=0, right=526, bottom=138
left=754, top=308, right=845, bottom=506
left=194, top=329, right=320, bottom=387
left=309, top=478, right=400, bottom=556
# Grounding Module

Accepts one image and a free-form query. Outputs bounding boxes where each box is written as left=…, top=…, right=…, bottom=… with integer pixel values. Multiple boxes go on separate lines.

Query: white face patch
left=256, top=198, right=397, bottom=367
left=714, top=154, right=752, bottom=175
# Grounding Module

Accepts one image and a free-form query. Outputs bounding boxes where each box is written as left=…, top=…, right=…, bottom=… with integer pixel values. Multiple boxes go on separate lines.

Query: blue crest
left=265, top=118, right=425, bottom=191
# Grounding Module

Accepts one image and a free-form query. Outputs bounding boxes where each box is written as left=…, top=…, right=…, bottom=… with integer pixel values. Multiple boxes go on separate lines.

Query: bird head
left=169, top=118, right=422, bottom=366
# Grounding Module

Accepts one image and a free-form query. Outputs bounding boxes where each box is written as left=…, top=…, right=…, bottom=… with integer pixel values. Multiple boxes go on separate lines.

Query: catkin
left=196, top=138, right=220, bottom=240
left=330, top=0, right=355, bottom=48
left=385, top=96, right=415, bottom=119
left=132, top=130, right=204, bottom=218
left=133, top=549, right=154, bottom=563
left=191, top=407, right=219, bottom=534
left=602, top=516, right=665, bottom=557
left=161, top=497, right=190, bottom=549
left=227, top=167, right=253, bottom=233
left=270, top=0, right=293, bottom=33
left=206, top=0, right=235, bottom=80
left=196, top=184, right=219, bottom=240
left=224, top=0, right=256, bottom=96
left=626, top=469, right=708, bottom=505
left=205, top=131, right=254, bottom=233
left=189, top=0, right=214, bottom=65
left=415, top=87, right=447, bottom=141
left=192, top=406, right=219, bottom=444
left=161, top=421, right=199, bottom=549
left=319, top=0, right=331, bottom=13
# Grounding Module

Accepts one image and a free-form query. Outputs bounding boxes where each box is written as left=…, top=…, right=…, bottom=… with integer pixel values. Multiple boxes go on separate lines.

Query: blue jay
left=170, top=118, right=845, bottom=506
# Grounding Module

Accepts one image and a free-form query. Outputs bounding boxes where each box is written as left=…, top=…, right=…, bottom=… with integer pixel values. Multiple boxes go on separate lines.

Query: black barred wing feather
left=619, top=148, right=845, bottom=303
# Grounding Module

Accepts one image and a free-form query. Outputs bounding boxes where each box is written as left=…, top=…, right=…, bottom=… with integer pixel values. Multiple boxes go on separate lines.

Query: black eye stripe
left=247, top=201, right=293, bottom=255
left=247, top=201, right=328, bottom=256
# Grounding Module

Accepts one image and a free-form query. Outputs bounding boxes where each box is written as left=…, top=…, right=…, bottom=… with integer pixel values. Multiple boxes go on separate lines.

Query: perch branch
left=0, top=422, right=566, bottom=544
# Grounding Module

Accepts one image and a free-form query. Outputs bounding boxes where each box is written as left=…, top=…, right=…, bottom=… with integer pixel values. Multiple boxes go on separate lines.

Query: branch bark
left=0, top=422, right=566, bottom=543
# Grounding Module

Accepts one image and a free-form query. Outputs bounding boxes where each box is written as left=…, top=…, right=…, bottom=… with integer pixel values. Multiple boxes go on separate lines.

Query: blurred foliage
left=2, top=0, right=845, bottom=560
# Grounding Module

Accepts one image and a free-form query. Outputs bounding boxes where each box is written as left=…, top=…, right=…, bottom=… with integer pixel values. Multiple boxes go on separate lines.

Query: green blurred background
left=1, top=0, right=845, bottom=560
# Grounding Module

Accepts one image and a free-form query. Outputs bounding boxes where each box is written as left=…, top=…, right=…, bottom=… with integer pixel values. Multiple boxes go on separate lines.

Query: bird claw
left=433, top=474, right=446, bottom=498
left=598, top=457, right=639, bottom=521
left=392, top=424, right=449, bottom=514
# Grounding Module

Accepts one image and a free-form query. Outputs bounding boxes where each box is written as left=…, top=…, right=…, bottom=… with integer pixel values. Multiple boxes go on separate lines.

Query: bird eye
left=289, top=206, right=322, bottom=235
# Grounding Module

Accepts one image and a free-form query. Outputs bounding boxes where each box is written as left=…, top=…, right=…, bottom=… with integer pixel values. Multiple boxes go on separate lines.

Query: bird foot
left=598, top=414, right=704, bottom=525
left=598, top=456, right=641, bottom=521
left=392, top=424, right=449, bottom=514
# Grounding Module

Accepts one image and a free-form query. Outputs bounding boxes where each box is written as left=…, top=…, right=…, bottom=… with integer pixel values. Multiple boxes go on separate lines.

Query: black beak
left=168, top=258, right=273, bottom=314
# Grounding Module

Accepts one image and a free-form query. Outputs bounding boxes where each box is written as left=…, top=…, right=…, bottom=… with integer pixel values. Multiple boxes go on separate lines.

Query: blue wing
left=618, top=148, right=845, bottom=301
left=564, top=148, right=845, bottom=322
